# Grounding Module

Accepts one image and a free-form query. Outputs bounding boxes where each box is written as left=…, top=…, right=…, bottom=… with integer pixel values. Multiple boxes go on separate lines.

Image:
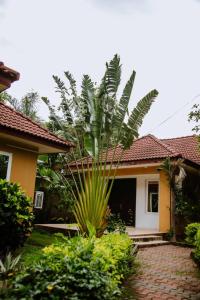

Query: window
left=34, top=191, right=44, bottom=209
left=0, top=152, right=12, bottom=180
left=147, top=181, right=159, bottom=213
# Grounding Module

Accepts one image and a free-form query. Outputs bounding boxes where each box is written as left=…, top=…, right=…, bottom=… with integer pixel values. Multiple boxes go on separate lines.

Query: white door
left=135, top=175, right=159, bottom=230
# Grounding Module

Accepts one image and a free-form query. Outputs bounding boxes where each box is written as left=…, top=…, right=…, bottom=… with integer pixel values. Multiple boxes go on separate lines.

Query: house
left=72, top=134, right=200, bottom=233
left=0, top=62, right=72, bottom=198
left=106, top=134, right=200, bottom=232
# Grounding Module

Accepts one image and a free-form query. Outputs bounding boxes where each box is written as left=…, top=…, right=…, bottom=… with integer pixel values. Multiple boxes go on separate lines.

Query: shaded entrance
left=108, top=178, right=136, bottom=226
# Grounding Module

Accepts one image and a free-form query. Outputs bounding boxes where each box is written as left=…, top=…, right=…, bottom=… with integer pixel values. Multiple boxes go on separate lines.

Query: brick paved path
left=128, top=245, right=200, bottom=300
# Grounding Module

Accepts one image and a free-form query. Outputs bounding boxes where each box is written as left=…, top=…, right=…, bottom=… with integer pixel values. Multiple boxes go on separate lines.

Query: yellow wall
left=0, top=144, right=38, bottom=198
left=108, top=165, right=171, bottom=232
left=159, top=171, right=171, bottom=232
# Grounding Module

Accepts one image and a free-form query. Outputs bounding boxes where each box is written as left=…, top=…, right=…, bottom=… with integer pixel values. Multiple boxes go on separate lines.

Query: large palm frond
left=102, top=54, right=121, bottom=98
left=112, top=69, right=136, bottom=138
left=122, top=89, right=158, bottom=148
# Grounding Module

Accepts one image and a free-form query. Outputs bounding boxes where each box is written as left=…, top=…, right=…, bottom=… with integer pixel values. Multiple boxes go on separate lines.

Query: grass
left=17, top=229, right=59, bottom=266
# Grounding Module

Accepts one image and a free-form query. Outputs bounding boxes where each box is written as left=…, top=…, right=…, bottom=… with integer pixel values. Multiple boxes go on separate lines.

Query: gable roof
left=161, top=135, right=200, bottom=165
left=71, top=134, right=200, bottom=167
left=0, top=102, right=73, bottom=151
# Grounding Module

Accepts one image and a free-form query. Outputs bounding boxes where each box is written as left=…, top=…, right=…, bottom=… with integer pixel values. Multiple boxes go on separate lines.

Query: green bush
left=194, top=229, right=200, bottom=265
left=2, top=233, right=133, bottom=299
left=185, top=223, right=200, bottom=245
left=107, top=213, right=126, bottom=234
left=0, top=180, right=34, bottom=255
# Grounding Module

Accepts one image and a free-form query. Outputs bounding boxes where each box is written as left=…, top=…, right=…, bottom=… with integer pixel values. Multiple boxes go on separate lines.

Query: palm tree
left=0, top=91, right=41, bottom=122
left=43, top=54, right=159, bottom=236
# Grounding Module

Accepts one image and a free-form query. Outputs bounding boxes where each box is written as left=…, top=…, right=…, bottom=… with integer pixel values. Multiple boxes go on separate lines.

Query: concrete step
left=130, top=235, right=163, bottom=242
left=135, top=240, right=170, bottom=248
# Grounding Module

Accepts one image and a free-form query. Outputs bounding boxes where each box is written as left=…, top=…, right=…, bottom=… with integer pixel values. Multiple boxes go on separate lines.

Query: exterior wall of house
left=108, top=166, right=171, bottom=232
left=0, top=143, right=38, bottom=198
left=159, top=171, right=171, bottom=232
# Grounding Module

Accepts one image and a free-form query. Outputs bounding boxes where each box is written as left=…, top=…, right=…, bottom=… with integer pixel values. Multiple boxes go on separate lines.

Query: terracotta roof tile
left=0, top=102, right=73, bottom=149
left=71, top=134, right=200, bottom=167
left=161, top=135, right=200, bottom=165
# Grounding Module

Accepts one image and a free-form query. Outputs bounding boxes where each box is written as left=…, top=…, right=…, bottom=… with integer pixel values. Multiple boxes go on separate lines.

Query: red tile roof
left=161, top=135, right=200, bottom=165
left=0, top=102, right=73, bottom=149
left=71, top=134, right=200, bottom=167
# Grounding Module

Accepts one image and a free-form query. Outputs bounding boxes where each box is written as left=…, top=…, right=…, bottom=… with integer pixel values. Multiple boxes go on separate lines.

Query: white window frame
left=0, top=151, right=12, bottom=181
left=146, top=180, right=159, bottom=214
left=34, top=191, right=44, bottom=209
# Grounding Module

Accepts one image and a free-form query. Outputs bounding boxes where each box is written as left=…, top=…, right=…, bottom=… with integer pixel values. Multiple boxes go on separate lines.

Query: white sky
left=1, top=0, right=200, bottom=138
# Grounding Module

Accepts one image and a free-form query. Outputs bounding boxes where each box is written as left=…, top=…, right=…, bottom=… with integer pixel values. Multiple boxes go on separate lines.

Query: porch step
left=130, top=235, right=163, bottom=242
left=135, top=240, right=170, bottom=248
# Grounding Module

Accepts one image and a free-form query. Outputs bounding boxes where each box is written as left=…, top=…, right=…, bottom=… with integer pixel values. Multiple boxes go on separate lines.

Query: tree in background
left=189, top=103, right=200, bottom=140
left=0, top=91, right=41, bottom=122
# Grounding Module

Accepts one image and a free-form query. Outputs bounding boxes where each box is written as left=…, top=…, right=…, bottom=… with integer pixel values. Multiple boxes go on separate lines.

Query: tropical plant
left=107, top=213, right=126, bottom=234
left=0, top=253, right=21, bottom=289
left=1, top=233, right=133, bottom=300
left=43, top=54, right=158, bottom=236
left=35, top=164, right=75, bottom=223
left=0, top=179, right=34, bottom=255
left=0, top=91, right=41, bottom=122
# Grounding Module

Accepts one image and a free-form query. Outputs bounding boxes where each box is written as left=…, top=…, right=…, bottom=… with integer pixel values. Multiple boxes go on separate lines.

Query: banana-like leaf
left=121, top=89, right=159, bottom=149
left=104, top=54, right=121, bottom=98
left=113, top=69, right=136, bottom=133
left=127, top=89, right=158, bottom=133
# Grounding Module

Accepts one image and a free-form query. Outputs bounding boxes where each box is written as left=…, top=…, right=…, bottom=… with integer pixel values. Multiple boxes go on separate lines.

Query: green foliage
left=0, top=179, right=34, bottom=255
left=73, top=166, right=111, bottom=237
left=194, top=229, right=200, bottom=264
left=107, top=213, right=126, bottom=234
left=19, top=230, right=64, bottom=266
left=2, top=233, right=133, bottom=300
left=42, top=54, right=158, bottom=237
left=0, top=253, right=21, bottom=281
left=188, top=103, right=200, bottom=136
left=0, top=91, right=41, bottom=122
left=185, top=223, right=200, bottom=245
left=37, top=165, right=75, bottom=210
left=165, top=229, right=174, bottom=241
left=43, top=54, right=158, bottom=158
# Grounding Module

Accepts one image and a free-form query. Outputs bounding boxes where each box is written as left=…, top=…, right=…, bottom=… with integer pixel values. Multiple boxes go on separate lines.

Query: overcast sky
left=1, top=0, right=200, bottom=138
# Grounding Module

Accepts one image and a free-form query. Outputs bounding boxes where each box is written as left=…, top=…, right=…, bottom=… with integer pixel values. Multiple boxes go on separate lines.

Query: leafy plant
left=0, top=179, right=34, bottom=255
left=185, top=223, right=200, bottom=245
left=194, top=229, right=200, bottom=264
left=0, top=91, right=41, bottom=122
left=43, top=54, right=158, bottom=236
left=107, top=213, right=126, bottom=234
left=0, top=253, right=21, bottom=289
left=2, top=233, right=133, bottom=300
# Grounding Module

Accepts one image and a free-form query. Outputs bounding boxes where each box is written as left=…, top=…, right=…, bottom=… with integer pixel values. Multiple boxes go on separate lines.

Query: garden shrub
left=2, top=233, right=133, bottom=300
left=194, top=229, right=200, bottom=265
left=0, top=179, right=34, bottom=256
left=107, top=213, right=126, bottom=234
left=185, top=223, right=200, bottom=245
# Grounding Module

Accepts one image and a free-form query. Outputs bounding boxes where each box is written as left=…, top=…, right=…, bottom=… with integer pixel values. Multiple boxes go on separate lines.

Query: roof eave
left=0, top=126, right=72, bottom=153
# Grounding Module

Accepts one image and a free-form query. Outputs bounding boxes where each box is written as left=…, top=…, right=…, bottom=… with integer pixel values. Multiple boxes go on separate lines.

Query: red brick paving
left=128, top=245, right=200, bottom=300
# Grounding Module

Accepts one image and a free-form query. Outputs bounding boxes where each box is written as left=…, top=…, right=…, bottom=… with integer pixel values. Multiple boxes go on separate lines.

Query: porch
left=35, top=224, right=165, bottom=236
left=35, top=224, right=168, bottom=247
